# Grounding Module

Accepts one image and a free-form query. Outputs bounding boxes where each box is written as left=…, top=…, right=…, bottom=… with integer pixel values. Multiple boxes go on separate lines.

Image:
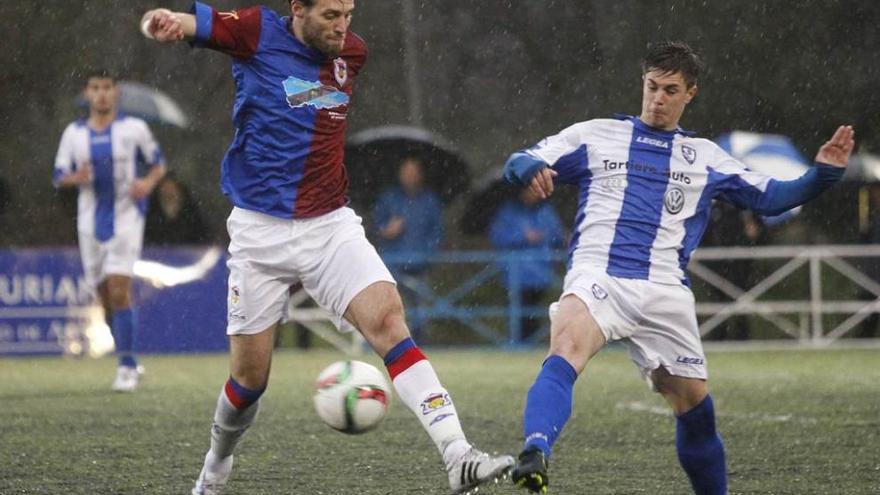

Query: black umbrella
left=459, top=166, right=517, bottom=236
left=344, top=126, right=471, bottom=208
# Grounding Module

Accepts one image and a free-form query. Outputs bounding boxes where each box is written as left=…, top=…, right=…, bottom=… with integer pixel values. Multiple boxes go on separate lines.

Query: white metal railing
left=286, top=245, right=880, bottom=352
left=690, top=244, right=880, bottom=344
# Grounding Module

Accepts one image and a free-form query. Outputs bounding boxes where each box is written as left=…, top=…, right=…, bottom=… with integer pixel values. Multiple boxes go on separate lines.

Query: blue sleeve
left=740, top=163, right=844, bottom=216
left=189, top=2, right=214, bottom=45
left=503, top=152, right=548, bottom=186
left=489, top=204, right=530, bottom=248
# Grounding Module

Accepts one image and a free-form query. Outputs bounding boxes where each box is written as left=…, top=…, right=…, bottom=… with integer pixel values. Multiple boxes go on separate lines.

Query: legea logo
left=636, top=135, right=669, bottom=149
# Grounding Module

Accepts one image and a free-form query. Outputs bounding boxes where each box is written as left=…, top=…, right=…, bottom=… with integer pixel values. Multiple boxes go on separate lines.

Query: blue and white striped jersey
left=505, top=114, right=842, bottom=285
left=53, top=115, right=163, bottom=241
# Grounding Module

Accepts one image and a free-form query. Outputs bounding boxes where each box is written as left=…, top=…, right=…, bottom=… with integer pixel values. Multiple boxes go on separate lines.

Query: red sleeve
left=192, top=3, right=262, bottom=59
left=341, top=31, right=368, bottom=75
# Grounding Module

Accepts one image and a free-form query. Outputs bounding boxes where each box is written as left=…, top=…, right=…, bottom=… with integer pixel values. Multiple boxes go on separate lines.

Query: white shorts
left=225, top=206, right=395, bottom=335
left=558, top=265, right=707, bottom=383
left=78, top=220, right=144, bottom=292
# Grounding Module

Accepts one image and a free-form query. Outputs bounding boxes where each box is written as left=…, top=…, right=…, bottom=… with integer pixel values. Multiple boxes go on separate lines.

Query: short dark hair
left=84, top=68, right=115, bottom=84
left=641, top=41, right=704, bottom=88
left=292, top=0, right=316, bottom=6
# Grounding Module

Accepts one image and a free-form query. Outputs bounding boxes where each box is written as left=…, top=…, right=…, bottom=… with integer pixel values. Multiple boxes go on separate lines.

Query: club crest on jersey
left=333, top=58, right=348, bottom=86
left=282, top=76, right=349, bottom=110
left=664, top=186, right=685, bottom=215
left=681, top=144, right=697, bottom=165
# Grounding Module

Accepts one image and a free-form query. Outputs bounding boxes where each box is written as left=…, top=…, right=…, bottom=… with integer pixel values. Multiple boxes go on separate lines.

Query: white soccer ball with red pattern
left=313, top=360, right=391, bottom=434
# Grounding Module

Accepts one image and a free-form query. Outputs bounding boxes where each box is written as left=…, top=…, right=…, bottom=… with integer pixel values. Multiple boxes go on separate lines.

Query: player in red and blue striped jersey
left=140, top=2, right=513, bottom=494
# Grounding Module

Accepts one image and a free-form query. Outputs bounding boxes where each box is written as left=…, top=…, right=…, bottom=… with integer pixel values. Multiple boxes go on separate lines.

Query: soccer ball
left=313, top=360, right=391, bottom=434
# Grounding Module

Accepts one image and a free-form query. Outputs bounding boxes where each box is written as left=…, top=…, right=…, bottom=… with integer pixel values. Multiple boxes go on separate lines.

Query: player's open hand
left=528, top=167, right=558, bottom=200
left=142, top=9, right=185, bottom=42
left=815, top=125, right=855, bottom=168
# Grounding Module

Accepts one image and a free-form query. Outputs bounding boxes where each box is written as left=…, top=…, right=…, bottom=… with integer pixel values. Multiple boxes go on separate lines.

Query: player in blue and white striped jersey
left=53, top=69, right=167, bottom=392
left=505, top=42, right=854, bottom=494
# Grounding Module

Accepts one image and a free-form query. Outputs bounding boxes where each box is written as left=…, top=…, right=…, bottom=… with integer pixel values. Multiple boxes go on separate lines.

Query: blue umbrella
left=715, top=131, right=809, bottom=180
left=715, top=131, right=810, bottom=225
left=76, top=81, right=188, bottom=128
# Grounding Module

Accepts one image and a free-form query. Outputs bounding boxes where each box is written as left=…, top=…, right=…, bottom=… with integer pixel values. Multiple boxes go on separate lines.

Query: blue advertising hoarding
left=0, top=247, right=229, bottom=356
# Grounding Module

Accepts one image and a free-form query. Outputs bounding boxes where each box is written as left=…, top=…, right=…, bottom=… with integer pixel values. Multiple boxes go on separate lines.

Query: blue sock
left=522, top=354, right=578, bottom=460
left=112, top=308, right=138, bottom=368
left=676, top=395, right=727, bottom=495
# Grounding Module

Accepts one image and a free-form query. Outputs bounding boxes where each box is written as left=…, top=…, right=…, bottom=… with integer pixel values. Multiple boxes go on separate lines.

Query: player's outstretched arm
left=746, top=125, right=855, bottom=216
left=815, top=125, right=855, bottom=168
left=140, top=9, right=196, bottom=43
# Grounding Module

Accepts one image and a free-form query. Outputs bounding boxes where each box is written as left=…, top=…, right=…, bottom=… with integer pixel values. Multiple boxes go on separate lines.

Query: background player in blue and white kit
left=140, top=2, right=513, bottom=494
left=503, top=42, right=855, bottom=494
left=53, top=69, right=167, bottom=393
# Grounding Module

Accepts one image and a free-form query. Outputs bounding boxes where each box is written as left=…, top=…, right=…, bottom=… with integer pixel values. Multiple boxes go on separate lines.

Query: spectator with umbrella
left=374, top=155, right=443, bottom=343
left=145, top=172, right=209, bottom=246
left=488, top=186, right=565, bottom=343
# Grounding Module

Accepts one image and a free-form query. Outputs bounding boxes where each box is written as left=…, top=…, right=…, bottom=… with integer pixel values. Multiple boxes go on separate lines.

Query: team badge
left=591, top=283, right=608, bottom=300
left=681, top=144, right=697, bottom=165
left=228, top=285, right=246, bottom=321
left=420, top=392, right=452, bottom=415
left=333, top=58, right=348, bottom=86
left=230, top=285, right=240, bottom=305
left=664, top=187, right=685, bottom=215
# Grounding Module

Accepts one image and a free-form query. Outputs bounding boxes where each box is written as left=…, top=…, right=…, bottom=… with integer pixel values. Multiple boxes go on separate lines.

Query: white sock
left=202, top=449, right=233, bottom=475
left=391, top=359, right=470, bottom=465
left=209, top=389, right=260, bottom=460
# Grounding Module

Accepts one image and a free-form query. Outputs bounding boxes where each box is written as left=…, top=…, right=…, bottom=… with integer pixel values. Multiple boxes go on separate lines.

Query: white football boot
left=192, top=452, right=233, bottom=495
left=110, top=365, right=143, bottom=393
left=447, top=447, right=515, bottom=494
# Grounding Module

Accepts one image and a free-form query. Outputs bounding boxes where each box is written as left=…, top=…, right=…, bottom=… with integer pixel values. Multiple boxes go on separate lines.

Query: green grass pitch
left=1, top=348, right=878, bottom=494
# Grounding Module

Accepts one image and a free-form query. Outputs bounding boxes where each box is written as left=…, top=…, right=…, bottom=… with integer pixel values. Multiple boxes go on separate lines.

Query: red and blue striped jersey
left=191, top=2, right=367, bottom=218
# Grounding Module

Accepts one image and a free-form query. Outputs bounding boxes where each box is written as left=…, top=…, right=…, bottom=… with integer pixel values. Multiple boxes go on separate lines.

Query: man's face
left=293, top=0, right=354, bottom=57
left=84, top=77, right=118, bottom=115
left=639, top=70, right=697, bottom=130
left=398, top=159, right=423, bottom=193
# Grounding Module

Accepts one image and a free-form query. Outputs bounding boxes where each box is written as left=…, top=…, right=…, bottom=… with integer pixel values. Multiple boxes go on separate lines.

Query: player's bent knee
left=373, top=304, right=408, bottom=340
left=652, top=368, right=708, bottom=414
left=105, top=284, right=130, bottom=309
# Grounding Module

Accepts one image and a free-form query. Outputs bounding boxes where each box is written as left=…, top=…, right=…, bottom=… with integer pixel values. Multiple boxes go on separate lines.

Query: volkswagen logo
left=664, top=187, right=685, bottom=214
